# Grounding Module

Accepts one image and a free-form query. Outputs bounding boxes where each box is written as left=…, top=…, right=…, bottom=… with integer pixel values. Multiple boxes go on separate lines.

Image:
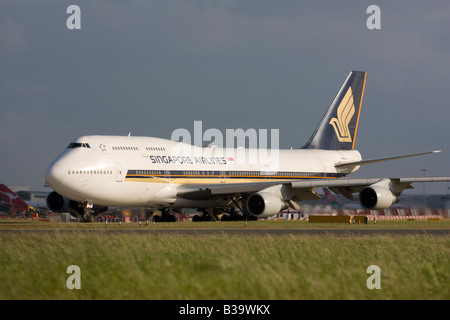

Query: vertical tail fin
left=302, top=71, right=367, bottom=150
left=0, top=184, right=29, bottom=210
left=323, top=187, right=344, bottom=209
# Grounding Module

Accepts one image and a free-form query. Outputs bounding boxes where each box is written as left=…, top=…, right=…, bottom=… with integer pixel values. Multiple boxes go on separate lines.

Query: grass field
left=1, top=218, right=449, bottom=229
left=0, top=219, right=449, bottom=300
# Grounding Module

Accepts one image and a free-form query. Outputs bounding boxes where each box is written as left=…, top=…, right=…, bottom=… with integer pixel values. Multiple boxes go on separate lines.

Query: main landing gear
left=192, top=207, right=257, bottom=222
left=152, top=208, right=177, bottom=222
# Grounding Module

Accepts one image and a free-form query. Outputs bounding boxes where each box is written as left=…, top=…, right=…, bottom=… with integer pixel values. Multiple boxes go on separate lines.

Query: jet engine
left=359, top=186, right=397, bottom=210
left=46, top=191, right=108, bottom=219
left=46, top=191, right=71, bottom=212
left=245, top=192, right=289, bottom=218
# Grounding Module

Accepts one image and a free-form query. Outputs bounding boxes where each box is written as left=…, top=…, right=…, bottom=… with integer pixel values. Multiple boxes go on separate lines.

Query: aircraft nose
left=44, top=163, right=63, bottom=187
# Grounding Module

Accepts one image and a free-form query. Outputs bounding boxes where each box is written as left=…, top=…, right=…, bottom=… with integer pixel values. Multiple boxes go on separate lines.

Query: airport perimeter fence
left=277, top=208, right=448, bottom=221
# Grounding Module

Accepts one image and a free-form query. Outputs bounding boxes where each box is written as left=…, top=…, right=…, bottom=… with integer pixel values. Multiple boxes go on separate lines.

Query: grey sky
left=1, top=0, right=450, bottom=194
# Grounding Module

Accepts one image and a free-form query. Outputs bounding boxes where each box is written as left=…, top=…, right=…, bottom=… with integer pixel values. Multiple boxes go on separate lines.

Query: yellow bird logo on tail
left=329, top=87, right=355, bottom=142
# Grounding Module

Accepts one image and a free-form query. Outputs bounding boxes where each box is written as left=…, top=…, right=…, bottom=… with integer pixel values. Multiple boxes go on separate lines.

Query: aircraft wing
left=334, top=150, right=442, bottom=169
left=292, top=176, right=450, bottom=200
left=176, top=178, right=373, bottom=201
left=177, top=181, right=282, bottom=200
left=177, top=176, right=450, bottom=203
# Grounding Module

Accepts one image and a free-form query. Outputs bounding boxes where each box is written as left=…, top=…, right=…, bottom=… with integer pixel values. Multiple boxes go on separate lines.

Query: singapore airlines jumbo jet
left=44, top=71, right=450, bottom=221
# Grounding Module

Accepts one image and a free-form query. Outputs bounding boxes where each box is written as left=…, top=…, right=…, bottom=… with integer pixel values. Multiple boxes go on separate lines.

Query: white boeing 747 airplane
left=44, top=71, right=450, bottom=221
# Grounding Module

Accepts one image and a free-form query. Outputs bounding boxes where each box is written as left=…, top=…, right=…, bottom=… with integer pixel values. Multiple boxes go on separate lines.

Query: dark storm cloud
left=0, top=0, right=449, bottom=193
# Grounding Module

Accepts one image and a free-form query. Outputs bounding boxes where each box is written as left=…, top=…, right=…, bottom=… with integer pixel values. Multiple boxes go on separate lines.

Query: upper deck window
left=67, top=143, right=91, bottom=149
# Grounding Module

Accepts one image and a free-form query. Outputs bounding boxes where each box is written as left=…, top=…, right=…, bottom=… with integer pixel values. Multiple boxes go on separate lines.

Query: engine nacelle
left=46, top=191, right=108, bottom=218
left=359, top=186, right=397, bottom=210
left=46, top=191, right=70, bottom=212
left=245, top=192, right=289, bottom=218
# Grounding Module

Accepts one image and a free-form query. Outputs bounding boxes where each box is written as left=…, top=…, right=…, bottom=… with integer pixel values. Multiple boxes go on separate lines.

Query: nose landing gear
left=69, top=201, right=107, bottom=222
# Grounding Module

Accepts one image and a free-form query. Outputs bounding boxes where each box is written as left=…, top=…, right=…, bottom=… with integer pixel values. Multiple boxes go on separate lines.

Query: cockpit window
left=67, top=143, right=82, bottom=149
left=67, top=143, right=91, bottom=149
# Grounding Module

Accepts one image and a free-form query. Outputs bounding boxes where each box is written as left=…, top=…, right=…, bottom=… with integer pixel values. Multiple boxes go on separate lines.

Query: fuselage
left=44, top=135, right=362, bottom=208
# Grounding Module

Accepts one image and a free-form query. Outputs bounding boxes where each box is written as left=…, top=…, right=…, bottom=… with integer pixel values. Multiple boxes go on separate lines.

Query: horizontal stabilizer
left=335, top=150, right=442, bottom=168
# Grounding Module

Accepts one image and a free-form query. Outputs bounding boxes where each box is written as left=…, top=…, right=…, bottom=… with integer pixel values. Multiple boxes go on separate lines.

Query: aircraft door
left=138, top=140, right=148, bottom=158
left=220, top=171, right=226, bottom=183
left=115, top=163, right=123, bottom=182
left=164, top=170, right=170, bottom=180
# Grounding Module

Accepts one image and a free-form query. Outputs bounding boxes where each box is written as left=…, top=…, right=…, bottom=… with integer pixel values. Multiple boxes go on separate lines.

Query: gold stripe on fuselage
left=124, top=175, right=337, bottom=184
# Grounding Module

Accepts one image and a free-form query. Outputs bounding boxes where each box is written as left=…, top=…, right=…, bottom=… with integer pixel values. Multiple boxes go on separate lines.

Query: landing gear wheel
left=152, top=209, right=177, bottom=223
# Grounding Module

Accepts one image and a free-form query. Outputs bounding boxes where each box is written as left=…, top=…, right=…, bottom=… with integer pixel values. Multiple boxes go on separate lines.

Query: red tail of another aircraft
left=0, top=184, right=29, bottom=211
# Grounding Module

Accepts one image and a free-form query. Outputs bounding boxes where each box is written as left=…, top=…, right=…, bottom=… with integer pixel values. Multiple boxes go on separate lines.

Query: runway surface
left=0, top=228, right=449, bottom=236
